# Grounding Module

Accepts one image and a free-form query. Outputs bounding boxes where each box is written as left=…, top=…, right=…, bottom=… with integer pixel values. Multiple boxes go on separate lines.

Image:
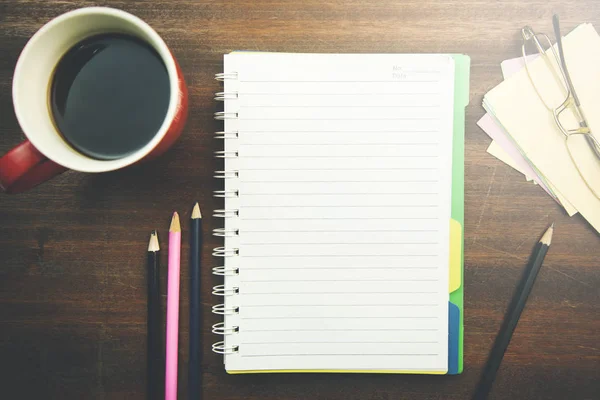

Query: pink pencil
left=165, top=212, right=181, bottom=400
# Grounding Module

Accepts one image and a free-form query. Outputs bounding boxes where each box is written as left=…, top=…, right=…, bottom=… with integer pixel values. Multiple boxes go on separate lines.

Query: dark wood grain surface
left=0, top=1, right=599, bottom=399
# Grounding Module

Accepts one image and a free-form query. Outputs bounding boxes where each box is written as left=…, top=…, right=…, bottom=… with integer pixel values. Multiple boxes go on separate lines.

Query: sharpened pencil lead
left=540, top=223, right=554, bottom=246
left=148, top=231, right=160, bottom=252
left=170, top=212, right=181, bottom=232
left=192, top=202, right=202, bottom=219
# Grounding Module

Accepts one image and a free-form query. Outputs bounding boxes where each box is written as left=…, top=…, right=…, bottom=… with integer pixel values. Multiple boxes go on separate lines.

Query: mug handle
left=0, top=140, right=67, bottom=194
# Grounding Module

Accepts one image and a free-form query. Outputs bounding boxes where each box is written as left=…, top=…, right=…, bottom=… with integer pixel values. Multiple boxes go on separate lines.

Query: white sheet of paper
left=221, top=52, right=455, bottom=372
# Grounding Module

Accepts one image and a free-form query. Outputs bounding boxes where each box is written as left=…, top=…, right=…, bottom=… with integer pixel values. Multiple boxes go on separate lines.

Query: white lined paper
left=239, top=231, right=442, bottom=245
left=239, top=81, right=442, bottom=94
left=220, top=52, right=454, bottom=372
left=237, top=94, right=442, bottom=107
left=240, top=316, right=441, bottom=330
left=239, top=268, right=439, bottom=281
left=238, top=255, right=440, bottom=269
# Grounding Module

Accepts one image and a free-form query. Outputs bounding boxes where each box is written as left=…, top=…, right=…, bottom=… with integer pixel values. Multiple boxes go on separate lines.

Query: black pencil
left=147, top=231, right=162, bottom=400
left=189, top=203, right=203, bottom=400
left=472, top=223, right=554, bottom=400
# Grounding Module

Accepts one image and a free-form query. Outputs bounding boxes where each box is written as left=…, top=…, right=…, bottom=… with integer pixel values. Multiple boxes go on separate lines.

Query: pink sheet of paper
left=477, top=114, right=556, bottom=199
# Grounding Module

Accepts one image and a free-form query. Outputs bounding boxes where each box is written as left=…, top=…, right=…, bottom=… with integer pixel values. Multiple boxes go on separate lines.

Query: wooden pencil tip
left=191, top=202, right=202, bottom=219
left=540, top=223, right=554, bottom=246
left=148, top=231, right=160, bottom=251
left=170, top=212, right=181, bottom=232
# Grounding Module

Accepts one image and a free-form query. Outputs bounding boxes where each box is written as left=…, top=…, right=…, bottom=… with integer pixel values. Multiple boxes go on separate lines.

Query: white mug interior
left=12, top=7, right=180, bottom=173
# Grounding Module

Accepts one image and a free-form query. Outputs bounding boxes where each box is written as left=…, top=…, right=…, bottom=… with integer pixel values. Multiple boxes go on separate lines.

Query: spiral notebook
left=212, top=52, right=469, bottom=374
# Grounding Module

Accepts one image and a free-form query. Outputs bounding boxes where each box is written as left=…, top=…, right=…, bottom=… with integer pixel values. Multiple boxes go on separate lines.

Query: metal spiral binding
left=212, top=322, right=240, bottom=335
left=212, top=247, right=239, bottom=257
left=215, top=92, right=239, bottom=101
left=212, top=341, right=239, bottom=355
left=215, top=131, right=238, bottom=139
left=212, top=285, right=240, bottom=296
left=212, top=266, right=240, bottom=276
left=214, top=111, right=238, bottom=120
left=213, top=190, right=239, bottom=198
left=212, top=71, right=241, bottom=356
left=214, top=170, right=239, bottom=179
left=214, top=150, right=238, bottom=158
left=215, top=72, right=238, bottom=81
left=212, top=304, right=240, bottom=315
left=212, top=228, right=239, bottom=237
left=213, top=210, right=239, bottom=218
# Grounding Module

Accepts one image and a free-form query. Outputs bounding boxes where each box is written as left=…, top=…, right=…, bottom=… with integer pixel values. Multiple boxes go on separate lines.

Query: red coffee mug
left=0, top=7, right=188, bottom=194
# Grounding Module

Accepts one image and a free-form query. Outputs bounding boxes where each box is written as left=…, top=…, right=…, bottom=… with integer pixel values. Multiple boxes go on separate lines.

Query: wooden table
left=0, top=1, right=598, bottom=399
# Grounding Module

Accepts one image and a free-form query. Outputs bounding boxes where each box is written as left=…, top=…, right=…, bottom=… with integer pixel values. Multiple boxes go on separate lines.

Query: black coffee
left=50, top=33, right=170, bottom=160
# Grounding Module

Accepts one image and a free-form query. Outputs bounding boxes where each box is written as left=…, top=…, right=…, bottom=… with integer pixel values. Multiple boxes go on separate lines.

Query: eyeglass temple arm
left=522, top=27, right=547, bottom=54
left=553, top=15, right=582, bottom=107
left=552, top=16, right=600, bottom=158
left=552, top=14, right=600, bottom=158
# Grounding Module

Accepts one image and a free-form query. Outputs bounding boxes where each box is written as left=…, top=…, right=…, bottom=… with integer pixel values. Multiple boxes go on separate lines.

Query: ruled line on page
left=239, top=92, right=441, bottom=95
left=241, top=242, right=439, bottom=245
left=238, top=155, right=439, bottom=158
left=241, top=105, right=441, bottom=108
left=240, top=354, right=440, bottom=357
left=240, top=291, right=438, bottom=295
left=241, top=341, right=439, bottom=344
left=239, top=143, right=439, bottom=146
left=242, top=329, right=439, bottom=333
left=238, top=181, right=439, bottom=184
left=239, top=167, right=439, bottom=170
left=239, top=206, right=438, bottom=208
left=241, top=193, right=437, bottom=196
left=242, top=304, right=438, bottom=307
left=240, top=279, right=439, bottom=282
left=239, top=80, right=439, bottom=83
left=241, top=229, right=438, bottom=232
left=240, top=218, right=439, bottom=221
left=241, top=118, right=438, bottom=121
left=241, top=266, right=439, bottom=270
left=240, top=255, right=439, bottom=259
left=240, top=130, right=439, bottom=132
left=240, top=316, right=439, bottom=319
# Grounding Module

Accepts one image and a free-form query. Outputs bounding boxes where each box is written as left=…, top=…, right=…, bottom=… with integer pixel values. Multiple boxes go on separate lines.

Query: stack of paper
left=478, top=23, right=600, bottom=232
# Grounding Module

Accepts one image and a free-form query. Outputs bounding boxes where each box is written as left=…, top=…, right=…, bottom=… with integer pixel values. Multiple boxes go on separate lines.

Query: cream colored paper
left=485, top=23, right=600, bottom=231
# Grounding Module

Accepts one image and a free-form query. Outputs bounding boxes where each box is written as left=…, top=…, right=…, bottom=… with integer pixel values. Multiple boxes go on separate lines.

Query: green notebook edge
left=449, top=53, right=470, bottom=374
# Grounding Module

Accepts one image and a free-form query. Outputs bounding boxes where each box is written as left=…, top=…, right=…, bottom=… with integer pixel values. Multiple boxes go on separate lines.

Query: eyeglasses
left=521, top=15, right=600, bottom=199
